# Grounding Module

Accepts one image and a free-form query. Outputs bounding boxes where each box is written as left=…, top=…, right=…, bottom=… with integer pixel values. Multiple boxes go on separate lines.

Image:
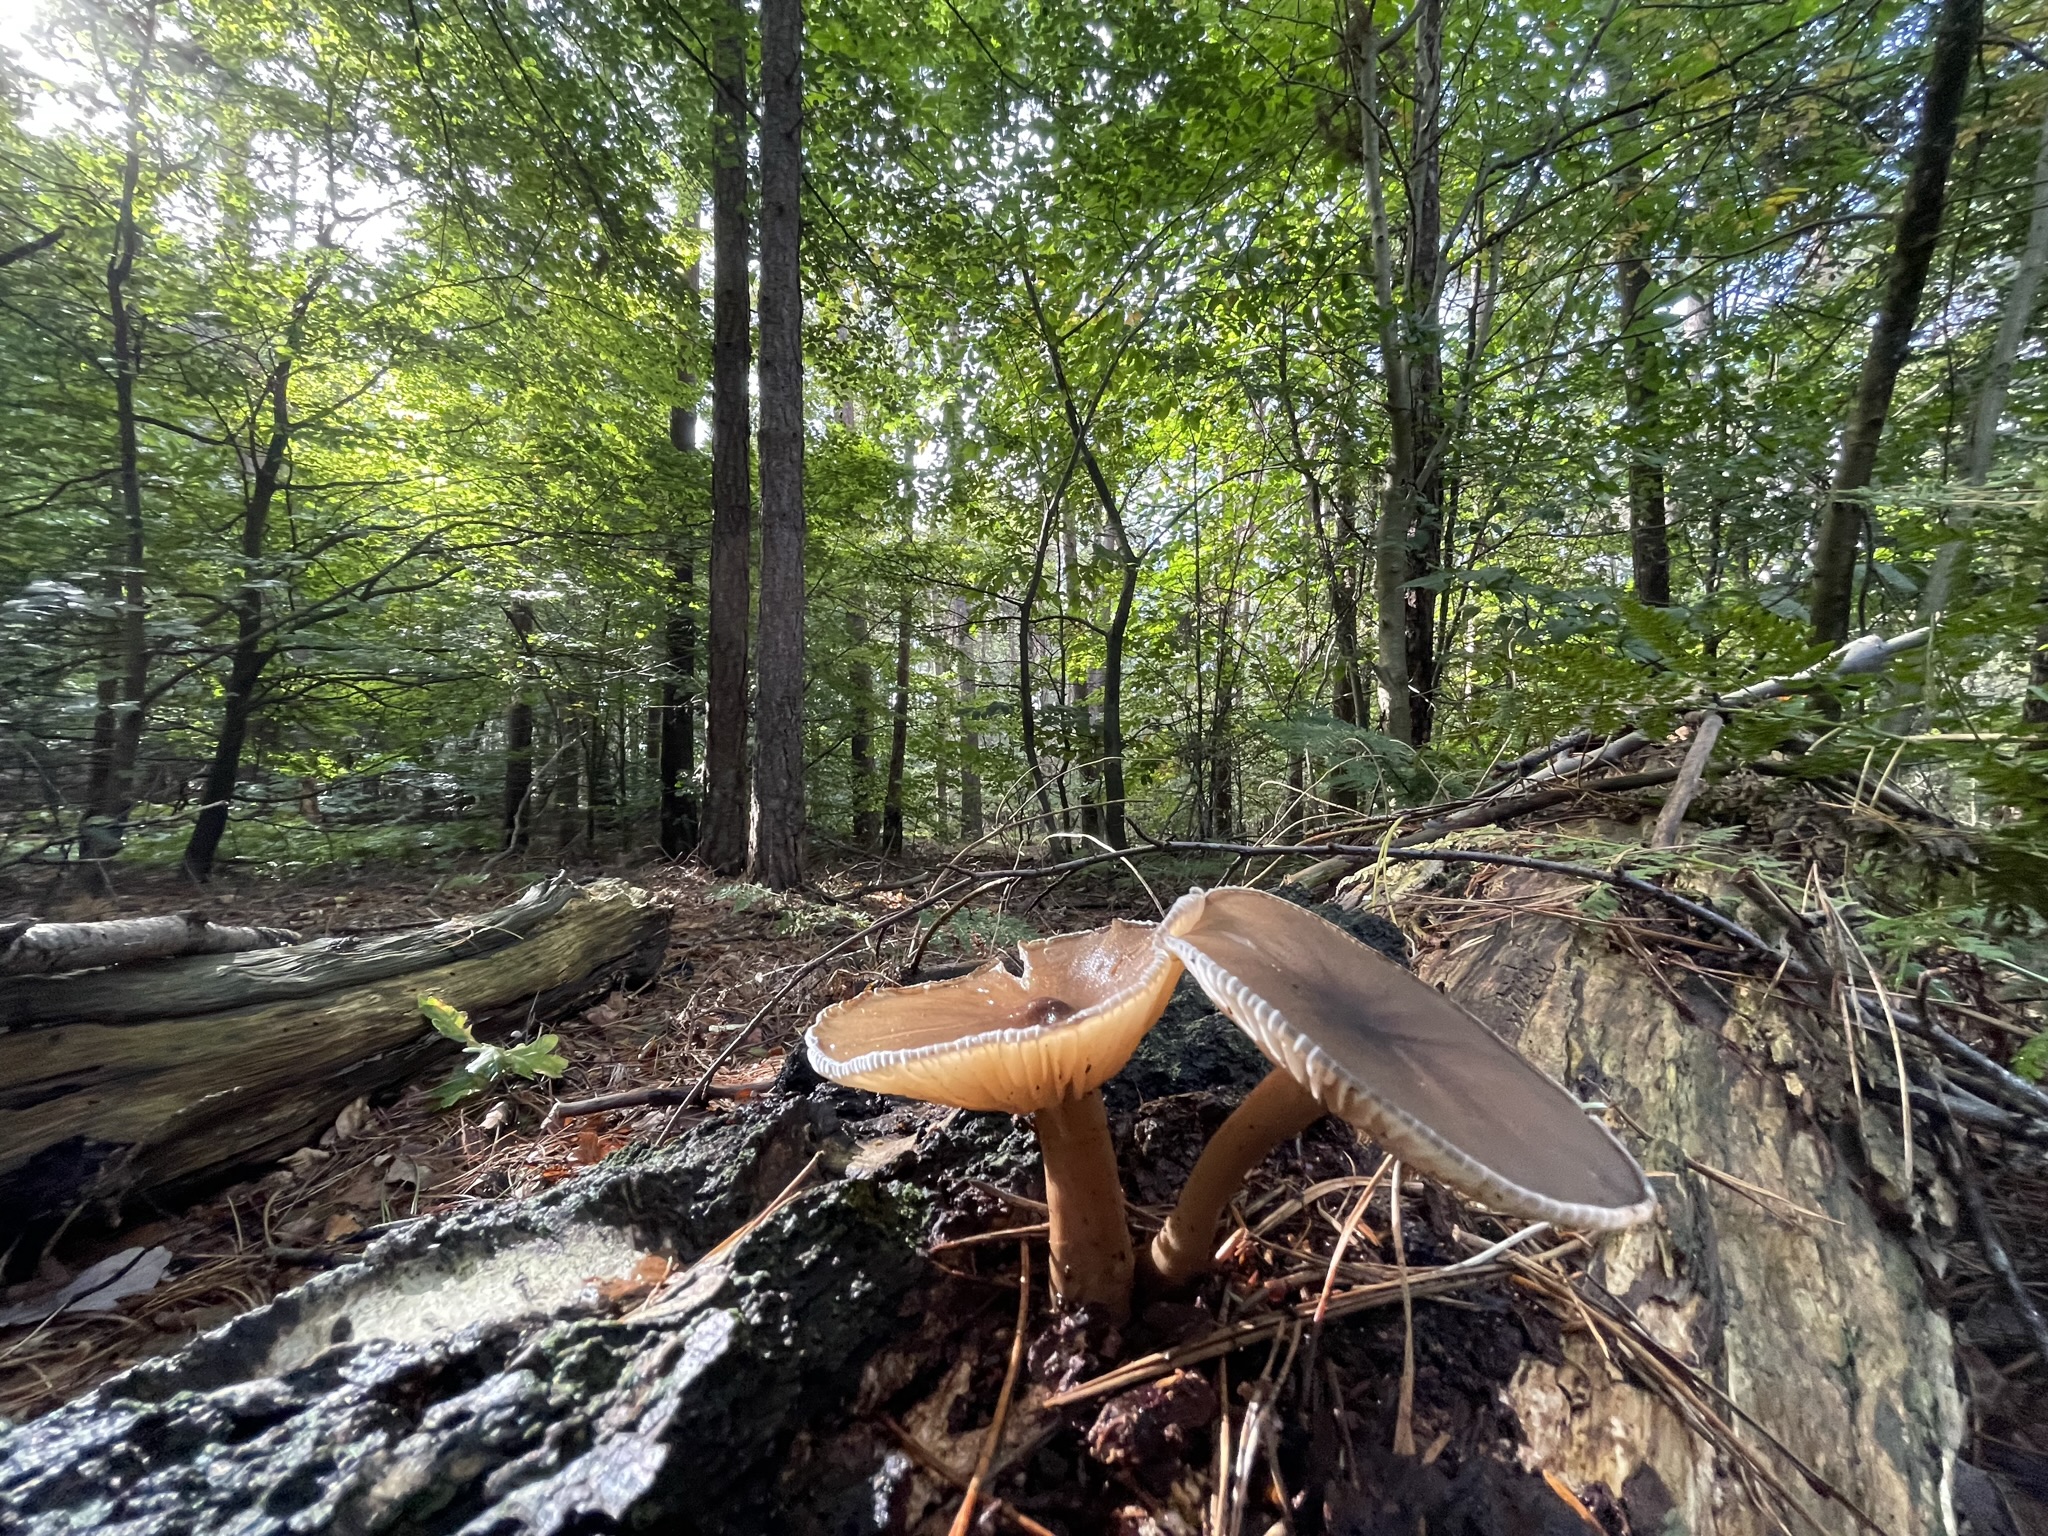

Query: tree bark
left=660, top=264, right=703, bottom=860
left=1401, top=0, right=1446, bottom=743
left=882, top=594, right=911, bottom=857
left=848, top=608, right=878, bottom=846
left=181, top=350, right=294, bottom=882
left=1923, top=94, right=2048, bottom=621
left=0, top=878, right=670, bottom=1252
left=1809, top=0, right=1982, bottom=644
left=1355, top=6, right=1416, bottom=746
left=954, top=600, right=982, bottom=839
left=84, top=3, right=160, bottom=856
left=702, top=0, right=753, bottom=874
left=750, top=0, right=805, bottom=890
left=502, top=603, right=540, bottom=852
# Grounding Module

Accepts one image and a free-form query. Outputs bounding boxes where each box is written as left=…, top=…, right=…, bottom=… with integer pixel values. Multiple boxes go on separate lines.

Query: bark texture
left=751, top=0, right=806, bottom=889
left=702, top=0, right=753, bottom=874
left=0, top=878, right=670, bottom=1254
left=0, top=912, right=297, bottom=977
left=1413, top=866, right=1960, bottom=1534
left=1809, top=0, right=1983, bottom=644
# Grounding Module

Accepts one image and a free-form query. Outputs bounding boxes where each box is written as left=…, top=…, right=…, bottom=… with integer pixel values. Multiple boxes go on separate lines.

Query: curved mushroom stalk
left=805, top=918, right=1182, bottom=1321
left=1149, top=888, right=1658, bottom=1286
left=1148, top=1068, right=1321, bottom=1285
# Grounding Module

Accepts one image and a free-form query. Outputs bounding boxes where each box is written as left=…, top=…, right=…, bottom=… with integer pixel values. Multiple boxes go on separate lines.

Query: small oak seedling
left=420, top=994, right=567, bottom=1109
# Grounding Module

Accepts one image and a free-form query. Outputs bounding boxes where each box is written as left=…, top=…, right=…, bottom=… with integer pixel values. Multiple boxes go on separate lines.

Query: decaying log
left=0, top=912, right=299, bottom=977
left=1411, top=864, right=1960, bottom=1536
left=0, top=876, right=671, bottom=1255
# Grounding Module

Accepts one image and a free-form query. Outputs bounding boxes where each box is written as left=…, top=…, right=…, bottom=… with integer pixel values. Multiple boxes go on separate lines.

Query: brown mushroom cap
left=1158, top=887, right=1657, bottom=1231
left=805, top=919, right=1181, bottom=1113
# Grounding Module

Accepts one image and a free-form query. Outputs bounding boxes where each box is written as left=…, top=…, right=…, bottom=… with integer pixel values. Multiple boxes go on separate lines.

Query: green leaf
left=431, top=1070, right=489, bottom=1109
left=501, top=1034, right=567, bottom=1080
left=2013, top=1032, right=2048, bottom=1085
left=420, top=995, right=475, bottom=1045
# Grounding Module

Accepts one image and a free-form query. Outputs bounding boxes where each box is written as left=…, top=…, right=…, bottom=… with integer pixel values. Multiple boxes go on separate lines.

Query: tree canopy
left=0, top=0, right=2043, bottom=924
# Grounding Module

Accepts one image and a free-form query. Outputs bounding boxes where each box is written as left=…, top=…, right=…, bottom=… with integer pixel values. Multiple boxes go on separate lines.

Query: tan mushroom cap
left=1158, top=887, right=1658, bottom=1232
left=805, top=919, right=1182, bottom=1114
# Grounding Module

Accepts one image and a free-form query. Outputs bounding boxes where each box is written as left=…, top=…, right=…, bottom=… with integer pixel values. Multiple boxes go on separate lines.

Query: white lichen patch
left=265, top=1223, right=648, bottom=1375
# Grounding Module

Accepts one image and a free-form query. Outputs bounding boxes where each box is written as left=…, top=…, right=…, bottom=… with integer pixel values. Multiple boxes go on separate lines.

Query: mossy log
left=0, top=876, right=672, bottom=1254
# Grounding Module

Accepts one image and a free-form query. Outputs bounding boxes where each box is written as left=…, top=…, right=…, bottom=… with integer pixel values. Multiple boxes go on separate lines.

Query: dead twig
left=948, top=1240, right=1033, bottom=1536
left=1650, top=712, right=1724, bottom=848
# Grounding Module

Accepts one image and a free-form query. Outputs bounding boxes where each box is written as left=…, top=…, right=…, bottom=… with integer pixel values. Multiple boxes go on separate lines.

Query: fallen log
left=0, top=912, right=299, bottom=977
left=0, top=876, right=671, bottom=1260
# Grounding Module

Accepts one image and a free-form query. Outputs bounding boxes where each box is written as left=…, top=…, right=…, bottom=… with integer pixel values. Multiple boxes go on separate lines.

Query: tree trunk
left=1923, top=93, right=2048, bottom=620
left=2028, top=578, right=2048, bottom=730
left=503, top=696, right=535, bottom=852
left=84, top=5, right=159, bottom=857
left=848, top=608, right=878, bottom=847
left=1100, top=537, right=1137, bottom=850
left=1401, top=0, right=1445, bottom=744
left=750, top=0, right=805, bottom=890
left=1809, top=0, right=1982, bottom=644
left=182, top=357, right=292, bottom=883
left=1609, top=47, right=1672, bottom=610
left=702, top=0, right=753, bottom=874
left=954, top=600, right=982, bottom=839
left=660, top=264, right=703, bottom=860
left=1356, top=7, right=1416, bottom=746
left=881, top=594, right=911, bottom=857
left=1311, top=479, right=1369, bottom=730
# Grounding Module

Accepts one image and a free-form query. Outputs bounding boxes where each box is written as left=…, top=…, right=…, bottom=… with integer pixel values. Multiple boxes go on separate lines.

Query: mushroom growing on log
left=806, top=920, right=1180, bottom=1319
left=1147, top=887, right=1656, bottom=1284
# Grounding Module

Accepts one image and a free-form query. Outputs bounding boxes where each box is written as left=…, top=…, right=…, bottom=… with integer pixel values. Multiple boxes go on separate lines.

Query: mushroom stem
left=1148, top=1069, right=1323, bottom=1286
left=1033, top=1089, right=1135, bottom=1320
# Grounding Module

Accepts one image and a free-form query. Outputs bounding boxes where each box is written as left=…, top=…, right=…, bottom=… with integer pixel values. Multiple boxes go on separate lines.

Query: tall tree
left=659, top=300, right=701, bottom=859
left=1401, top=0, right=1447, bottom=742
left=751, top=0, right=806, bottom=888
left=1610, top=45, right=1672, bottom=609
left=702, top=0, right=753, bottom=872
left=81, top=0, right=159, bottom=857
left=1809, top=0, right=1983, bottom=643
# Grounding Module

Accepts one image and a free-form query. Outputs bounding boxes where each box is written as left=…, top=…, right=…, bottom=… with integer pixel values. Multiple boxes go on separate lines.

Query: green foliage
left=2014, top=1032, right=2048, bottom=1085
left=419, top=995, right=567, bottom=1109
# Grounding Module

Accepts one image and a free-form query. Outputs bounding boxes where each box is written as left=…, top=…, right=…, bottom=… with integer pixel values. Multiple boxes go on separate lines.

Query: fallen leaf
left=281, top=1147, right=331, bottom=1179
left=384, top=1157, right=432, bottom=1187
left=0, top=1246, right=173, bottom=1328
left=481, top=1101, right=512, bottom=1132
left=324, top=1096, right=373, bottom=1146
left=322, top=1213, right=364, bottom=1242
left=589, top=1253, right=672, bottom=1308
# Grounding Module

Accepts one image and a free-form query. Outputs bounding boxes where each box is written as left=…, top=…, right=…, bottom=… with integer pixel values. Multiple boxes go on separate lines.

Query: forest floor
left=0, top=846, right=1178, bottom=1424
left=1, top=827, right=2044, bottom=1534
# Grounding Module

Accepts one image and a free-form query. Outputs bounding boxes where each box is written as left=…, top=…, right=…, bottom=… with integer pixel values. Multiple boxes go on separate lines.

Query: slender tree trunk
left=85, top=5, right=159, bottom=857
left=502, top=602, right=540, bottom=852
left=181, top=363, right=291, bottom=882
left=659, top=261, right=703, bottom=859
left=1607, top=47, right=1672, bottom=610
left=751, top=0, right=805, bottom=889
left=702, top=0, right=753, bottom=873
left=849, top=608, right=878, bottom=846
left=1100, top=535, right=1137, bottom=850
left=955, top=600, right=982, bottom=839
left=1402, top=0, right=1445, bottom=743
left=2027, top=581, right=2048, bottom=731
left=1810, top=0, right=1982, bottom=643
left=1017, top=507, right=1059, bottom=835
left=882, top=594, right=911, bottom=857
left=1924, top=94, right=2048, bottom=619
left=1356, top=6, right=1416, bottom=745
left=1315, top=480, right=1369, bottom=728
left=502, top=697, right=534, bottom=851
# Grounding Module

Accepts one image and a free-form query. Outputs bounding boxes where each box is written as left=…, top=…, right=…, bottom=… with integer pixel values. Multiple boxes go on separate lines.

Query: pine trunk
left=702, top=0, right=753, bottom=873
left=750, top=0, right=805, bottom=890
